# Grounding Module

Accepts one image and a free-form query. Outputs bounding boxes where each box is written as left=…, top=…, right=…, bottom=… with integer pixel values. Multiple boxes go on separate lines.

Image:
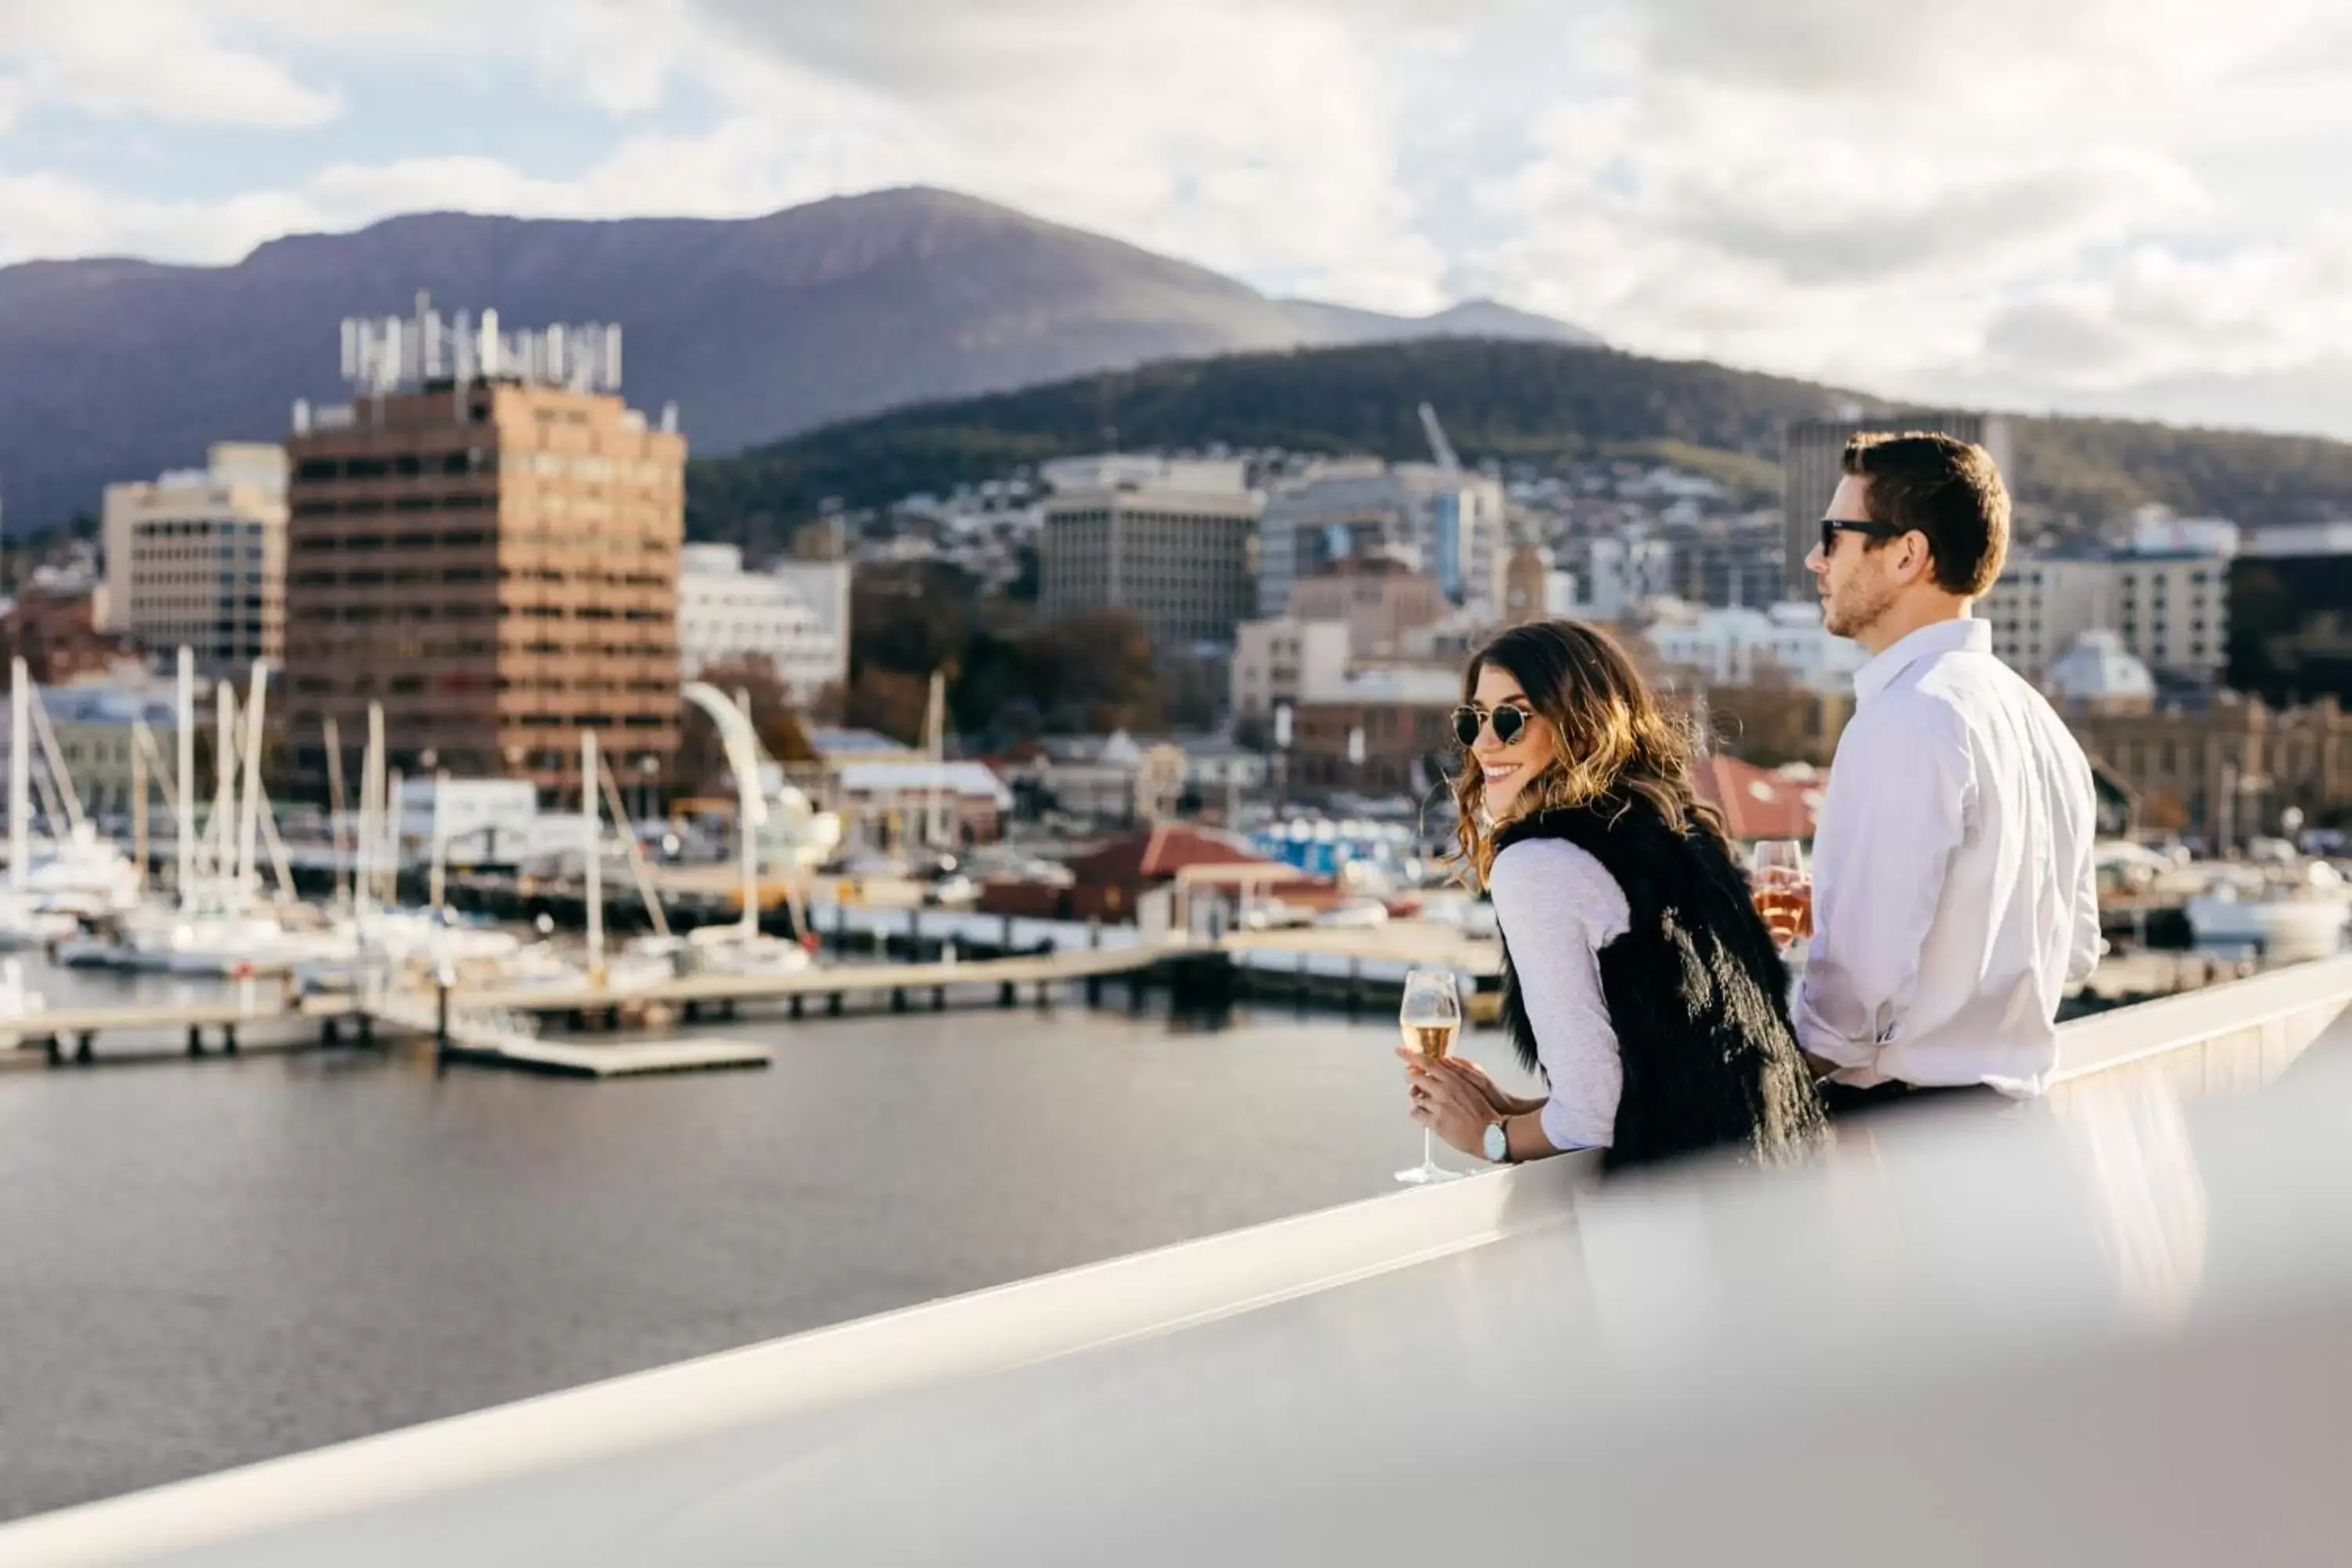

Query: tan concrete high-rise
left=102, top=442, right=289, bottom=680
left=284, top=380, right=684, bottom=793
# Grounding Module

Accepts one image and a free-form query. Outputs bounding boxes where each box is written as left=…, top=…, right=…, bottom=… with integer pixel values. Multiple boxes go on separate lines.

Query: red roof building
left=1058, top=824, right=1312, bottom=923
left=1694, top=755, right=1824, bottom=842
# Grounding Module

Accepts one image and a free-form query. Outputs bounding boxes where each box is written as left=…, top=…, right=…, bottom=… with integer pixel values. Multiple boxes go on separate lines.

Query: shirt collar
left=1852, top=617, right=1991, bottom=705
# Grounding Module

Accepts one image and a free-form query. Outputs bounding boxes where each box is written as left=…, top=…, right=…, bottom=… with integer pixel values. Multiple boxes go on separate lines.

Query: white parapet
left=7, top=956, right=2352, bottom=1564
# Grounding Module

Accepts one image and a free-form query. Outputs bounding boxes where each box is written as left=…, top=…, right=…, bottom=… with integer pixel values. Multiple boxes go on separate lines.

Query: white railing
left=5, top=955, right=2350, bottom=1563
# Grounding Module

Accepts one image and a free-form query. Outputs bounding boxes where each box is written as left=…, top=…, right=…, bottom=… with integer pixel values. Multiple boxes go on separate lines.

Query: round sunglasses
left=1452, top=703, right=1533, bottom=748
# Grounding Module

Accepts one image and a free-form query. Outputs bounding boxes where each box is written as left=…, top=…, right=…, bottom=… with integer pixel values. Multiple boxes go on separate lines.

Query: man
left=1795, top=431, right=2099, bottom=1113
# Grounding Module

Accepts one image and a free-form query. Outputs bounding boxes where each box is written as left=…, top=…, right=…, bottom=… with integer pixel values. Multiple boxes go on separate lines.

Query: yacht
left=2186, top=861, right=2352, bottom=961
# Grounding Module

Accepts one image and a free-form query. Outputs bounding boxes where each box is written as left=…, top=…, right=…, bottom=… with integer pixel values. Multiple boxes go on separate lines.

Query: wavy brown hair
left=1451, top=619, right=1726, bottom=882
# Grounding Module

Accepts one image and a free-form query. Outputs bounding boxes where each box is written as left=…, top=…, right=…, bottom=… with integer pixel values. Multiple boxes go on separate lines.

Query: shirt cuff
left=1792, top=994, right=1878, bottom=1071
left=1539, top=1092, right=1610, bottom=1154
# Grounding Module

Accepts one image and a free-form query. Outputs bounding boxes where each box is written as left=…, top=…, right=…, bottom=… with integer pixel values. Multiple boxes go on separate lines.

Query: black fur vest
left=1491, top=800, right=1825, bottom=1171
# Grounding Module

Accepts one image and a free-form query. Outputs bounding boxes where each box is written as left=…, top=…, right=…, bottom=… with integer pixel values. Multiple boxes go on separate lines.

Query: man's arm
left=2064, top=749, right=2103, bottom=987
left=1795, top=710, right=1973, bottom=1073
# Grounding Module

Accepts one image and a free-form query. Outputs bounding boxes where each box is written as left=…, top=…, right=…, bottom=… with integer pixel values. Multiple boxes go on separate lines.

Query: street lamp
left=1272, top=702, right=1292, bottom=820
left=637, top=755, right=659, bottom=825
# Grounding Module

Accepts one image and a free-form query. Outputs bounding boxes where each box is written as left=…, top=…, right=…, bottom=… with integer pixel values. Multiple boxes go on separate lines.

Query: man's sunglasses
left=1819, top=517, right=1910, bottom=556
left=1453, top=703, right=1532, bottom=748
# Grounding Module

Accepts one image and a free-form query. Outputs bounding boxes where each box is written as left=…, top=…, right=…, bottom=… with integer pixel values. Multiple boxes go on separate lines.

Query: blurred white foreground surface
left=8, top=956, right=2352, bottom=1567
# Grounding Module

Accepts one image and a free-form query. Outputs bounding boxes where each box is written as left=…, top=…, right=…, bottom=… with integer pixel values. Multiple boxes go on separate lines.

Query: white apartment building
left=1258, top=462, right=1508, bottom=619
left=676, top=543, right=849, bottom=702
left=1645, top=601, right=1865, bottom=694
left=1583, top=535, right=1676, bottom=621
left=1979, top=550, right=2228, bottom=684
left=101, top=442, right=288, bottom=679
left=1229, top=618, right=1352, bottom=724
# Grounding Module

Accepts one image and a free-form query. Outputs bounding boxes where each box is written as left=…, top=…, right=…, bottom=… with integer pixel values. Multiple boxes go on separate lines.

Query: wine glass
left=1750, top=839, right=1812, bottom=954
left=1396, top=967, right=1465, bottom=1185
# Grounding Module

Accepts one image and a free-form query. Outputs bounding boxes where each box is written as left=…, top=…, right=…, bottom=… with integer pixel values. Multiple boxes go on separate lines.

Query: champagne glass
left=1396, top=967, right=1465, bottom=1185
left=1750, top=839, right=1812, bottom=953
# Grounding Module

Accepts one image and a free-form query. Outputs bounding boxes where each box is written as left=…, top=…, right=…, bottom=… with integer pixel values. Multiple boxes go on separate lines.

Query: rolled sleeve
left=1489, top=840, right=1626, bottom=1152
left=1797, top=710, right=1973, bottom=1073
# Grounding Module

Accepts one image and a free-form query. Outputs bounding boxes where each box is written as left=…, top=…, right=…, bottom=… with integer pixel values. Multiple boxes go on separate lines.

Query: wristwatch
left=1482, top=1118, right=1511, bottom=1164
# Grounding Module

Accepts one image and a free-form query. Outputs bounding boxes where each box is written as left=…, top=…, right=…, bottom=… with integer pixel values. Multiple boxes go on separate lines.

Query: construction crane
left=1417, top=401, right=1460, bottom=473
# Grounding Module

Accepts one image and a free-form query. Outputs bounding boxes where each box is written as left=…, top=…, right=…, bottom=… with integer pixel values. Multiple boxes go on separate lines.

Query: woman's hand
left=1398, top=1047, right=1496, bottom=1157
left=1436, top=1055, right=1517, bottom=1115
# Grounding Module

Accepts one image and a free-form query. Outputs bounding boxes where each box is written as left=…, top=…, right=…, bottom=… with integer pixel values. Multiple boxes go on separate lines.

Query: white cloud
left=0, top=170, right=319, bottom=263
left=0, top=0, right=339, bottom=127
left=4, top=0, right=2352, bottom=430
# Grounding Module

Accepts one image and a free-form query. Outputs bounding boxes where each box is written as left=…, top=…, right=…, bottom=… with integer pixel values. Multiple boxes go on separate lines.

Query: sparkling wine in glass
left=1396, top=967, right=1465, bottom=1185
left=1750, top=838, right=1813, bottom=953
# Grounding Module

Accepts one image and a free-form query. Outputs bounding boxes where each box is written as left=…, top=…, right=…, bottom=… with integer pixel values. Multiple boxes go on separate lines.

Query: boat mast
left=212, top=681, right=236, bottom=907
left=236, top=661, right=268, bottom=905
left=583, top=730, right=603, bottom=987
left=176, top=648, right=195, bottom=909
left=9, top=656, right=26, bottom=895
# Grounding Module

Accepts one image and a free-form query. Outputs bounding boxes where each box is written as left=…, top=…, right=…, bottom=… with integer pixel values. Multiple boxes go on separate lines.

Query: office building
left=284, top=299, right=683, bottom=793
left=101, top=442, right=288, bottom=678
left=1979, top=549, right=2229, bottom=684
left=1258, top=462, right=1508, bottom=619
left=1781, top=409, right=2013, bottom=597
left=677, top=543, right=848, bottom=702
left=1040, top=463, right=1261, bottom=647
left=2227, top=541, right=2352, bottom=708
left=1672, top=527, right=1784, bottom=610
left=1581, top=535, right=1675, bottom=621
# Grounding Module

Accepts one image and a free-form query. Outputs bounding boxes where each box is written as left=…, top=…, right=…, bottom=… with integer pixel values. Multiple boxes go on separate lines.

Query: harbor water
left=0, top=964, right=1531, bottom=1522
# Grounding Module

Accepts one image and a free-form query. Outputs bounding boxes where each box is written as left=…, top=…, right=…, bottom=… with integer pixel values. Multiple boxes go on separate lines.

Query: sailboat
left=0, top=657, right=145, bottom=948
left=61, top=656, right=345, bottom=975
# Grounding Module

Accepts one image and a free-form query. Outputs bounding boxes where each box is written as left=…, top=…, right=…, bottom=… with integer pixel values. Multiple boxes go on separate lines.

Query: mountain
left=0, top=187, right=1593, bottom=532
left=1274, top=297, right=1599, bottom=348
left=685, top=337, right=2352, bottom=556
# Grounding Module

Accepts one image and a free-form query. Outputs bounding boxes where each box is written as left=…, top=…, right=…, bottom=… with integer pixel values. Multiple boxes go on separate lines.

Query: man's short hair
left=1840, top=431, right=2009, bottom=597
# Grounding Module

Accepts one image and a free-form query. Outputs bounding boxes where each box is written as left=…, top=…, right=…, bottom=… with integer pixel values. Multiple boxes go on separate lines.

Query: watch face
left=1484, top=1123, right=1506, bottom=1160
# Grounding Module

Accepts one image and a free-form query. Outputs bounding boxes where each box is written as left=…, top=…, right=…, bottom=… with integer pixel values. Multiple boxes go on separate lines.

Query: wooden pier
left=434, top=1035, right=773, bottom=1078
left=459, top=940, right=1204, bottom=1021
left=9, top=995, right=328, bottom=1065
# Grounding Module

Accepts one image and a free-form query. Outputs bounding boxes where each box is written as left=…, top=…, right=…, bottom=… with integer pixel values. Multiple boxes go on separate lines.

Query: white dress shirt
left=1795, top=617, right=2100, bottom=1095
left=1486, top=837, right=1628, bottom=1151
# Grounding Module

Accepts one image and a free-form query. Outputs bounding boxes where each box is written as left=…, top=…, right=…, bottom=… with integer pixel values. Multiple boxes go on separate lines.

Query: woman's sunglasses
left=1452, top=703, right=1532, bottom=748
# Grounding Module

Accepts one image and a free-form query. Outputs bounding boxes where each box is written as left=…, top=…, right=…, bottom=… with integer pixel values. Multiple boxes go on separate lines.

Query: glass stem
left=1423, top=1127, right=1436, bottom=1170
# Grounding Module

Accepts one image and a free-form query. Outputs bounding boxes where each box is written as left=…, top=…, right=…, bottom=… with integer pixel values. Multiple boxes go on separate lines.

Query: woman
left=1401, top=619, right=1824, bottom=1171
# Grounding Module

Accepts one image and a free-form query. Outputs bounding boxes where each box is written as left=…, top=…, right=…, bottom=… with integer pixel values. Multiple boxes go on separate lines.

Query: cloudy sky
left=5, top=0, right=2352, bottom=436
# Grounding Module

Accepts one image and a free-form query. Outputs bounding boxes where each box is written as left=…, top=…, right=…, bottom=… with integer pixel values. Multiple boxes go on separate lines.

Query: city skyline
left=3, top=2, right=2352, bottom=441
